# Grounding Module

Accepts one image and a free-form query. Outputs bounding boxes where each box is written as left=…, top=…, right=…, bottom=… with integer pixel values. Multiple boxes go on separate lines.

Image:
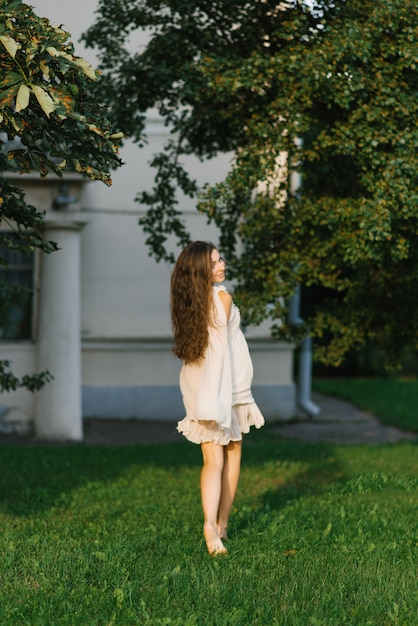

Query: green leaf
left=15, top=83, right=30, bottom=112
left=72, top=56, right=97, bottom=81
left=1, top=71, right=23, bottom=88
left=0, top=34, right=20, bottom=58
left=46, top=46, right=59, bottom=57
left=0, top=83, right=19, bottom=108
left=31, top=85, right=56, bottom=117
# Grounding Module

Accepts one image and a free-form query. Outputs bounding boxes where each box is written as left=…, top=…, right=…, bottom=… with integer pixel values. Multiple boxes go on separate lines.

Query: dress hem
left=177, top=402, right=265, bottom=445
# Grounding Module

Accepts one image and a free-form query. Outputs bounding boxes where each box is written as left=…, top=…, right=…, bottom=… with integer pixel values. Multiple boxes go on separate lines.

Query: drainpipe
left=288, top=137, right=320, bottom=418
left=288, top=286, right=321, bottom=417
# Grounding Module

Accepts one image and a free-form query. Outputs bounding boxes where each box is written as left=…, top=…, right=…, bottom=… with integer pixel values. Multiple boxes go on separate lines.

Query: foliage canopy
left=0, top=0, right=122, bottom=392
left=84, top=0, right=418, bottom=366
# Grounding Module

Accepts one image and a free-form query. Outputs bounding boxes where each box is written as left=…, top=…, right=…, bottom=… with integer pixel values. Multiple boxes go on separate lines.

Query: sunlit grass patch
left=313, top=377, right=418, bottom=432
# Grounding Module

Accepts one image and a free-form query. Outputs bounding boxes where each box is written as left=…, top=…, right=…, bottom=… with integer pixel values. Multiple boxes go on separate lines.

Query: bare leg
left=217, top=440, right=242, bottom=540
left=200, top=442, right=227, bottom=554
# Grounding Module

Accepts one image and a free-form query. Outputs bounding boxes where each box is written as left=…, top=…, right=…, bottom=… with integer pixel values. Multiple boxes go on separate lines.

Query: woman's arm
left=218, top=290, right=232, bottom=321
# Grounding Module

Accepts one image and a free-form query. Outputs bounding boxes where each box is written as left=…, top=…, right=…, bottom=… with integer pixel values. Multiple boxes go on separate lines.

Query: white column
left=35, top=214, right=87, bottom=440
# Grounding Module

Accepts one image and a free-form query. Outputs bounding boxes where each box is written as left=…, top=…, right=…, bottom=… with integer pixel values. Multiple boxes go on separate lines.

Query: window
left=0, top=239, right=34, bottom=340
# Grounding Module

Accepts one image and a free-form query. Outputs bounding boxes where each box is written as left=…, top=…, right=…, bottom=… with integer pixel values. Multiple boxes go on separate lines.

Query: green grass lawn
left=313, top=377, right=418, bottom=433
left=0, top=430, right=417, bottom=625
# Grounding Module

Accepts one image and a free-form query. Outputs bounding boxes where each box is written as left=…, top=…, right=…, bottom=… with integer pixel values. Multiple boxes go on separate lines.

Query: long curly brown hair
left=170, top=241, right=215, bottom=364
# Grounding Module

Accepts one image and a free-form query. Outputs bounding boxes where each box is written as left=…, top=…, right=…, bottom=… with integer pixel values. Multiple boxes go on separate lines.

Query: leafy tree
left=0, top=0, right=123, bottom=392
left=83, top=0, right=418, bottom=367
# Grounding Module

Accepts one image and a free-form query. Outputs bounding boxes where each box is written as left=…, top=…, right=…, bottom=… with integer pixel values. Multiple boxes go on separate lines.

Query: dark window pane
left=0, top=241, right=34, bottom=340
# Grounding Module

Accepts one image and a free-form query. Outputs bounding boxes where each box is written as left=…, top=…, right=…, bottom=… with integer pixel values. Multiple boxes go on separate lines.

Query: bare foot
left=204, top=522, right=228, bottom=556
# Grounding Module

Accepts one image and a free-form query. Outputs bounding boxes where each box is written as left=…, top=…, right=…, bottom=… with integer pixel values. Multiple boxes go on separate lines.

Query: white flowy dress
left=177, top=284, right=265, bottom=445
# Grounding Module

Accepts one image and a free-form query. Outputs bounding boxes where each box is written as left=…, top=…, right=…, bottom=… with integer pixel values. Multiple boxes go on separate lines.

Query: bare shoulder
left=217, top=289, right=232, bottom=320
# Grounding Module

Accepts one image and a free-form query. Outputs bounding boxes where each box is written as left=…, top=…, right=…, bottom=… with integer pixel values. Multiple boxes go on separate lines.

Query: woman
left=171, top=241, right=265, bottom=555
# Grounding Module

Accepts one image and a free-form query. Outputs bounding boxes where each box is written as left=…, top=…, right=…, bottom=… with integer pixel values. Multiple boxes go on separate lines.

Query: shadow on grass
left=13, top=411, right=410, bottom=522
left=0, top=441, right=201, bottom=517
left=0, top=427, right=347, bottom=519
